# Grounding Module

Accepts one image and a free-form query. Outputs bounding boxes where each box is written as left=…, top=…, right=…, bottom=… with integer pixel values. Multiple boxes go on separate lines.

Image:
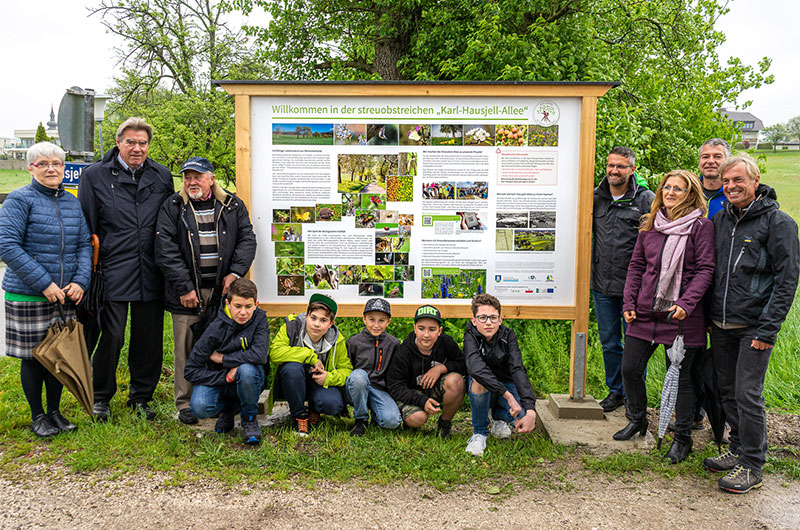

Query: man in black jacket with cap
left=155, top=156, right=256, bottom=425
left=79, top=117, right=174, bottom=421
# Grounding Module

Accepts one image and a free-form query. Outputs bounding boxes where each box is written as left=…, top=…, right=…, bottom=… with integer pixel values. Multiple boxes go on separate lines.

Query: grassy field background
left=0, top=150, right=798, bottom=486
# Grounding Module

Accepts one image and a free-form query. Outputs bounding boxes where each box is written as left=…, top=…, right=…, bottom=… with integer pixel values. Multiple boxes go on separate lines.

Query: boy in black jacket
left=345, top=298, right=402, bottom=437
left=464, top=293, right=537, bottom=456
left=185, top=278, right=268, bottom=444
left=386, top=304, right=466, bottom=438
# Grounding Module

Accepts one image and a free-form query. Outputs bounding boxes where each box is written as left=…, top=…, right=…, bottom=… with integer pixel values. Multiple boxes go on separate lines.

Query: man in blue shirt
left=698, top=138, right=730, bottom=219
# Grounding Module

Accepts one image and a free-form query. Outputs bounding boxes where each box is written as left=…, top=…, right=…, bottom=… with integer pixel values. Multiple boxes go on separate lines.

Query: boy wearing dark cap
left=269, top=293, right=353, bottom=436
left=386, top=305, right=466, bottom=438
left=345, top=298, right=402, bottom=437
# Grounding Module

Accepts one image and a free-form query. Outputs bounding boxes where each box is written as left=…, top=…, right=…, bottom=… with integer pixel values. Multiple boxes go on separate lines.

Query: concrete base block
left=547, top=393, right=605, bottom=420
left=537, top=397, right=655, bottom=455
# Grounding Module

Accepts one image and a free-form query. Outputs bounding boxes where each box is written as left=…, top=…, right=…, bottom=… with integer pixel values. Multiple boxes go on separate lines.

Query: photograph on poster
left=465, top=125, right=495, bottom=146
left=338, top=265, right=361, bottom=285
left=496, top=211, right=528, bottom=228
left=421, top=269, right=486, bottom=299
left=276, top=257, right=305, bottom=276
left=422, top=182, right=455, bottom=200
left=355, top=210, right=377, bottom=228
left=342, top=194, right=357, bottom=216
left=496, top=229, right=513, bottom=251
left=367, top=124, right=399, bottom=145
left=316, top=204, right=342, bottom=222
left=387, top=176, right=414, bottom=201
left=529, top=125, right=559, bottom=147
left=385, top=282, right=403, bottom=298
left=399, top=152, right=418, bottom=175
left=272, top=123, right=333, bottom=145
left=496, top=124, right=528, bottom=146
left=514, top=229, right=556, bottom=251
left=529, top=211, right=557, bottom=229
left=305, top=264, right=339, bottom=289
left=456, top=182, right=488, bottom=200
left=359, top=283, right=383, bottom=296
left=273, top=209, right=290, bottom=223
left=272, top=223, right=302, bottom=241
left=335, top=123, right=367, bottom=145
left=274, top=241, right=304, bottom=257
left=395, top=266, right=415, bottom=281
left=431, top=124, right=463, bottom=146
left=290, top=206, right=315, bottom=223
left=399, top=124, right=431, bottom=146
left=278, top=275, right=304, bottom=296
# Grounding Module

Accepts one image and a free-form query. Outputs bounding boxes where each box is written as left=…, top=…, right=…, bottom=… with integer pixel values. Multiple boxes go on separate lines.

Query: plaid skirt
left=5, top=301, right=76, bottom=360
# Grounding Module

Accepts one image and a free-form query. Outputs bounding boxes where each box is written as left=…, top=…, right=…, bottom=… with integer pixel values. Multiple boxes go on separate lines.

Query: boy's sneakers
left=704, top=449, right=738, bottom=473
left=718, top=465, right=763, bottom=493
left=465, top=434, right=487, bottom=456
left=309, top=412, right=321, bottom=426
left=241, top=415, right=262, bottom=445
left=490, top=420, right=512, bottom=439
left=350, top=419, right=368, bottom=437
left=215, top=412, right=235, bottom=433
left=293, top=415, right=310, bottom=437
left=178, top=408, right=198, bottom=425
left=436, top=418, right=452, bottom=440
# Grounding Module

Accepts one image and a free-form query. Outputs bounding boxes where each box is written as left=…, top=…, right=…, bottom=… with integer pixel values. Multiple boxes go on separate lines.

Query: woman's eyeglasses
left=660, top=185, right=687, bottom=194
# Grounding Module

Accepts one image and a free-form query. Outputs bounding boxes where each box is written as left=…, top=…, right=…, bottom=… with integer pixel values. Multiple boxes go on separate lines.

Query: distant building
left=6, top=105, right=60, bottom=160
left=716, top=107, right=764, bottom=149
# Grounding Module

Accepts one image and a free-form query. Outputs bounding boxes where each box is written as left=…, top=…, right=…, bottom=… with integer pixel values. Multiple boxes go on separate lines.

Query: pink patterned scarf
left=652, top=208, right=703, bottom=312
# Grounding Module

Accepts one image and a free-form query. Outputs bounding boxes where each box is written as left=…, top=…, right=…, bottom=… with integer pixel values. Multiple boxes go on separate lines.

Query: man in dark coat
left=704, top=155, right=799, bottom=493
left=155, top=156, right=256, bottom=425
left=591, top=146, right=655, bottom=413
left=78, top=117, right=175, bottom=421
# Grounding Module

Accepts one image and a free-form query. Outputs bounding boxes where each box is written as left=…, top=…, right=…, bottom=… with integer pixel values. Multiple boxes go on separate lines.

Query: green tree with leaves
left=92, top=0, right=268, bottom=184
left=787, top=116, right=800, bottom=145
left=234, top=0, right=772, bottom=179
left=761, top=123, right=788, bottom=152
left=34, top=123, right=49, bottom=144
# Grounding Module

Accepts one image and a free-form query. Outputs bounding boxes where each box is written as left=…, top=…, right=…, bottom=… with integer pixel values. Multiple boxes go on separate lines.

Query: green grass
left=0, top=169, right=31, bottom=193
left=1, top=153, right=799, bottom=488
left=272, top=135, right=333, bottom=145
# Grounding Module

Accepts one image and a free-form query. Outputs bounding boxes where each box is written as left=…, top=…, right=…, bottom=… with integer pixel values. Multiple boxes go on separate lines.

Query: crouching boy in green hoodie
left=269, top=293, right=353, bottom=436
left=386, top=304, right=466, bottom=439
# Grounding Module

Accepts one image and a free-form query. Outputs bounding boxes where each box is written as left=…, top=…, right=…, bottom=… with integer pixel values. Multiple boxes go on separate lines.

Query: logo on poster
left=534, top=101, right=560, bottom=126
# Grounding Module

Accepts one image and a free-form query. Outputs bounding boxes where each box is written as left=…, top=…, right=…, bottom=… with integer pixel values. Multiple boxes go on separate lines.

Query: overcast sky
left=1, top=0, right=797, bottom=138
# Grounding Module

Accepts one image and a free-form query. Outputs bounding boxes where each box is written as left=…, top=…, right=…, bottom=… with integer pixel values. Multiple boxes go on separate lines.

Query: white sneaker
left=465, top=434, right=487, bottom=456
left=490, top=420, right=512, bottom=439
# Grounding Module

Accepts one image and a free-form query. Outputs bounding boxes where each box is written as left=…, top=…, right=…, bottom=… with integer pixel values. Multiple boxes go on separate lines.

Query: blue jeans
left=711, top=324, right=773, bottom=472
left=277, top=362, right=345, bottom=418
left=190, top=363, right=265, bottom=419
left=468, top=376, right=525, bottom=436
left=592, top=290, right=627, bottom=396
left=345, top=369, right=402, bottom=429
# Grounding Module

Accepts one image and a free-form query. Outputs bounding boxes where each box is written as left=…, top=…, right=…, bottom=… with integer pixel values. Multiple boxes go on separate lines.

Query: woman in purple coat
left=612, top=170, right=715, bottom=464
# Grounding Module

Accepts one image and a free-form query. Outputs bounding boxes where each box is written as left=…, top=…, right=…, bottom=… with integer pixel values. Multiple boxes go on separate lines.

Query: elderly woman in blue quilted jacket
left=0, top=142, right=91, bottom=438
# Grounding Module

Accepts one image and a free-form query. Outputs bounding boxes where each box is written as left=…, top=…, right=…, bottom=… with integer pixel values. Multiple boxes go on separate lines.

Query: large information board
left=217, top=82, right=615, bottom=398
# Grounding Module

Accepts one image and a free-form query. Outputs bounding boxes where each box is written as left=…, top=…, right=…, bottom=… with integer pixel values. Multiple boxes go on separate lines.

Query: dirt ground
left=3, top=411, right=800, bottom=530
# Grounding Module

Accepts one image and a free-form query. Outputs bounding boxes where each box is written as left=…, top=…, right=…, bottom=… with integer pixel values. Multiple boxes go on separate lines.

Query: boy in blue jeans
left=270, top=293, right=353, bottom=436
left=464, top=293, right=537, bottom=456
left=345, top=298, right=402, bottom=436
left=184, top=278, right=269, bottom=444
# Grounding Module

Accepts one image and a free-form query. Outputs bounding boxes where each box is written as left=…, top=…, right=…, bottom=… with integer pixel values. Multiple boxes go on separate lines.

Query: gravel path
left=3, top=460, right=799, bottom=529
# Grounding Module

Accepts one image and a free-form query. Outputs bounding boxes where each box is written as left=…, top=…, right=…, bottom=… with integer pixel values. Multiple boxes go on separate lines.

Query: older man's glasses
left=123, top=139, right=149, bottom=147
left=475, top=314, right=500, bottom=323
left=31, top=162, right=64, bottom=169
left=660, top=185, right=687, bottom=194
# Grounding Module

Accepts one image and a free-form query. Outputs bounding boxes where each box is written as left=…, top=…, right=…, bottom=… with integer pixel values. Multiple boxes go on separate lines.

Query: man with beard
left=156, top=157, right=256, bottom=425
left=591, top=146, right=655, bottom=413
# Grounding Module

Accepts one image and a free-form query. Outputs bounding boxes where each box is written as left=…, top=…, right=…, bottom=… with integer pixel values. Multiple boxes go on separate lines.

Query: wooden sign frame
left=216, top=81, right=615, bottom=398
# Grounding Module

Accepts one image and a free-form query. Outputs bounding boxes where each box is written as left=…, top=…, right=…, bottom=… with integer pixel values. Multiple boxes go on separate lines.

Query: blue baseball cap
left=180, top=156, right=214, bottom=174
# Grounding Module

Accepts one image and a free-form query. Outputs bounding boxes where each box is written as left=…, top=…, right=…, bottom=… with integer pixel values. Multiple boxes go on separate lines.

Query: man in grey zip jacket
left=155, top=156, right=256, bottom=424
left=705, top=155, right=799, bottom=494
left=591, top=146, right=654, bottom=412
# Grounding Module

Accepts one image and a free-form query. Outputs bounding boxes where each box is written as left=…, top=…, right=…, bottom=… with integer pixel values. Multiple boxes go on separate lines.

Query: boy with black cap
left=269, top=293, right=353, bottom=436
left=386, top=304, right=466, bottom=438
left=345, top=298, right=402, bottom=436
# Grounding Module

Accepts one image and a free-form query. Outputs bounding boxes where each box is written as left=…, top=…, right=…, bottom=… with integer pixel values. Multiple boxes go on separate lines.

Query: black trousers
left=92, top=299, right=164, bottom=404
left=621, top=335, right=701, bottom=441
